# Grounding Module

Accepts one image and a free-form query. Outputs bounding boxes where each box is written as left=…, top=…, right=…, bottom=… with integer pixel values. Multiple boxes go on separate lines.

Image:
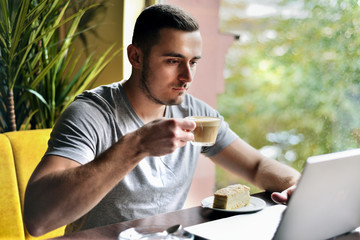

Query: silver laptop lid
left=273, top=148, right=360, bottom=240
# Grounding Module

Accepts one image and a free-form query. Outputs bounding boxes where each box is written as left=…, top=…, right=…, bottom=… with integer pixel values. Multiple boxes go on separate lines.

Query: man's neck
left=122, top=79, right=166, bottom=124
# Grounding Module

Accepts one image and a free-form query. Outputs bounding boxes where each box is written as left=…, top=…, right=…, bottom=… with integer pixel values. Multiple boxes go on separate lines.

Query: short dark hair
left=132, top=4, right=199, bottom=55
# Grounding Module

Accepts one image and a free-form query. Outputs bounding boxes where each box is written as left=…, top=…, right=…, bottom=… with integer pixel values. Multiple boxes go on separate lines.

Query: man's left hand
left=271, top=185, right=296, bottom=204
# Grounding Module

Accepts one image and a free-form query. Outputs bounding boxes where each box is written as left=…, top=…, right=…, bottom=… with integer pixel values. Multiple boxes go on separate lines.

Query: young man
left=24, top=4, right=300, bottom=236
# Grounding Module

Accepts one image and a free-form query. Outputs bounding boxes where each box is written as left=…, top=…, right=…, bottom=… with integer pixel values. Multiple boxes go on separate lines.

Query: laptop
left=185, top=148, right=360, bottom=240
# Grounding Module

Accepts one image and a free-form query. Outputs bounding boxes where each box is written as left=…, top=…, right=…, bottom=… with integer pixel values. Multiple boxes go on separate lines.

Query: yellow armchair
left=0, top=129, right=65, bottom=239
left=0, top=133, right=24, bottom=239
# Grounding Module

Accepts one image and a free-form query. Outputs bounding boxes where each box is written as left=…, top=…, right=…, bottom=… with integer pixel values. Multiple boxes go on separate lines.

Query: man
left=24, top=4, right=300, bottom=237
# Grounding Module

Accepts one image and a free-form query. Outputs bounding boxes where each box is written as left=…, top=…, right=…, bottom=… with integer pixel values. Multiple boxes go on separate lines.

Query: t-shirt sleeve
left=45, top=98, right=113, bottom=165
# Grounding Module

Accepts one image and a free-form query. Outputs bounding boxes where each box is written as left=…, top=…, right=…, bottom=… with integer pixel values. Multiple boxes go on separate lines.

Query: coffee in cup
left=186, top=116, right=221, bottom=146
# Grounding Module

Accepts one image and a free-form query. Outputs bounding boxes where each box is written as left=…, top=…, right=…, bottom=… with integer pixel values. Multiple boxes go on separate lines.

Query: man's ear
left=127, top=44, right=142, bottom=69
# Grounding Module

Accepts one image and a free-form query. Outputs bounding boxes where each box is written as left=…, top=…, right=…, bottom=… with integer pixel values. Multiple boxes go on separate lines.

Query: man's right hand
left=135, top=118, right=196, bottom=156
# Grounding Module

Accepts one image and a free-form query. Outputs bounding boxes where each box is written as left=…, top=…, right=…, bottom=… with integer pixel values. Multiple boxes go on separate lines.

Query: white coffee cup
left=186, top=116, right=221, bottom=146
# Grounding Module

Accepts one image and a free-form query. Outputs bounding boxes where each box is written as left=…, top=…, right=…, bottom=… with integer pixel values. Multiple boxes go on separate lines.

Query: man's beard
left=139, top=62, right=189, bottom=106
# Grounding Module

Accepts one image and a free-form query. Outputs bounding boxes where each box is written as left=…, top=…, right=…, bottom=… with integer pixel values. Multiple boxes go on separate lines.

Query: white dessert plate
left=201, top=196, right=266, bottom=213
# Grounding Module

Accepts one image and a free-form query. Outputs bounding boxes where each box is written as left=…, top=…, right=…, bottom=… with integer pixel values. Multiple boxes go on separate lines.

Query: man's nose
left=179, top=63, right=193, bottom=83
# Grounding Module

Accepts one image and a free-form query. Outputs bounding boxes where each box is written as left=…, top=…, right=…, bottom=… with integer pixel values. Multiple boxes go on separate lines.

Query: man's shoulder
left=75, top=82, right=123, bottom=110
left=81, top=82, right=122, bottom=99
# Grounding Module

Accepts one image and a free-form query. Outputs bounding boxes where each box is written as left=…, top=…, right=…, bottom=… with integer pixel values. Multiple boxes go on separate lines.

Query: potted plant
left=0, top=0, right=120, bottom=132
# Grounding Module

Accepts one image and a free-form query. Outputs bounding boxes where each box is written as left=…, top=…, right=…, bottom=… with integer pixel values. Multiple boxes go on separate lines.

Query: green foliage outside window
left=0, top=0, right=119, bottom=132
left=217, top=0, right=360, bottom=190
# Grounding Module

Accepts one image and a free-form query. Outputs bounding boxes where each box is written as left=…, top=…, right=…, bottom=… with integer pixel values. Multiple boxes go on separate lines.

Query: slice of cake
left=212, top=184, right=251, bottom=210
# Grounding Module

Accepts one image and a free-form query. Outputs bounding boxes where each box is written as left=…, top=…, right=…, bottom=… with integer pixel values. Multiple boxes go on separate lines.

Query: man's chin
left=167, top=96, right=185, bottom=105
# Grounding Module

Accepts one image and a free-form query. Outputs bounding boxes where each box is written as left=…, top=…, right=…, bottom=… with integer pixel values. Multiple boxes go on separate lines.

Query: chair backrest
left=5, top=129, right=66, bottom=240
left=0, top=134, right=25, bottom=240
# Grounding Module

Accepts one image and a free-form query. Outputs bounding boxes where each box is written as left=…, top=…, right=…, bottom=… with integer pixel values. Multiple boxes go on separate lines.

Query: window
left=217, top=0, right=360, bottom=190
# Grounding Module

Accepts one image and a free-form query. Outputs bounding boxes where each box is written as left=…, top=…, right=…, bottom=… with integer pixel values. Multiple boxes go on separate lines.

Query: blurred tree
left=217, top=0, right=360, bottom=188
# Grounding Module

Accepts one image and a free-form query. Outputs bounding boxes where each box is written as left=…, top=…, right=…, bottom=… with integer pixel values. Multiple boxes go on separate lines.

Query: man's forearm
left=255, top=157, right=300, bottom=193
left=24, top=132, right=145, bottom=236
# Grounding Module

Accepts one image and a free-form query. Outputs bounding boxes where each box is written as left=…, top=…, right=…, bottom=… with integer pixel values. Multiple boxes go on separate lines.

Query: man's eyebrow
left=163, top=52, right=202, bottom=59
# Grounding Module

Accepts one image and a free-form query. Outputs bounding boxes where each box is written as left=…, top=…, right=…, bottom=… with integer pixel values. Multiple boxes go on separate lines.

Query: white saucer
left=201, top=196, right=266, bottom=213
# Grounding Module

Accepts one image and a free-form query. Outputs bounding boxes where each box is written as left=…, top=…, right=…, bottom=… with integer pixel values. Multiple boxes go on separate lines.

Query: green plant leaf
left=1, top=0, right=116, bottom=132
left=22, top=86, right=49, bottom=109
left=61, top=44, right=121, bottom=112
left=9, top=0, right=30, bottom=61
left=0, top=0, right=10, bottom=34
left=20, top=109, right=39, bottom=131
left=29, top=47, right=68, bottom=89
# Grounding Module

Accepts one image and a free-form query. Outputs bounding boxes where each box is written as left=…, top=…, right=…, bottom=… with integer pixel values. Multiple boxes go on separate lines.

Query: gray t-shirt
left=45, top=82, right=238, bottom=233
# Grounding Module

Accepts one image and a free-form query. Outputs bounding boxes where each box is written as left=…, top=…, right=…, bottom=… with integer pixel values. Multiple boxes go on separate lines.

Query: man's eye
left=190, top=61, right=198, bottom=66
left=167, top=59, right=179, bottom=64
